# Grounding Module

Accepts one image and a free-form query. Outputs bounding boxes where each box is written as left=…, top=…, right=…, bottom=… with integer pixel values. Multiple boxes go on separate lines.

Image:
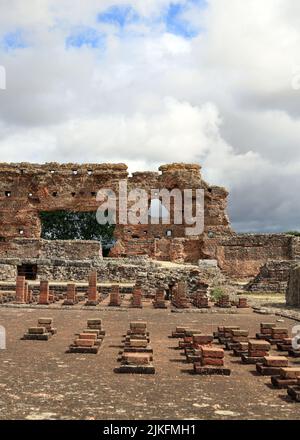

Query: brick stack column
left=15, top=275, right=26, bottom=303
left=67, top=283, right=76, bottom=302
left=88, top=271, right=97, bottom=301
left=85, top=271, right=98, bottom=306
left=39, top=280, right=50, bottom=305
left=24, top=281, right=29, bottom=303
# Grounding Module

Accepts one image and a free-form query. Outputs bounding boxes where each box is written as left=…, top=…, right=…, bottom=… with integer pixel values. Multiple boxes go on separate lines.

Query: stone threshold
left=253, top=306, right=300, bottom=322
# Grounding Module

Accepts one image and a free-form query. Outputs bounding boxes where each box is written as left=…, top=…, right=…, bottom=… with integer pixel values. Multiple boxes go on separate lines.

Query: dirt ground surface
left=0, top=304, right=299, bottom=420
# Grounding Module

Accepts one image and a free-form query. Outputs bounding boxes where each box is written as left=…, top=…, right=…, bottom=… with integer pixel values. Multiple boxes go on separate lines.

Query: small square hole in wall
left=166, top=229, right=172, bottom=237
left=50, top=170, right=55, bottom=174
left=5, top=191, right=11, bottom=197
left=52, top=192, right=58, bottom=197
left=19, top=229, right=24, bottom=235
left=28, top=192, right=33, bottom=198
left=87, top=170, right=93, bottom=175
left=72, top=170, right=78, bottom=175
left=71, top=192, right=76, bottom=197
left=91, top=191, right=97, bottom=197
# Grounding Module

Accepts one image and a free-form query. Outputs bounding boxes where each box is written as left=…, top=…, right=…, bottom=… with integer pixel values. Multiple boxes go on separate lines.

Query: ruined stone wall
left=245, top=260, right=295, bottom=293
left=286, top=264, right=300, bottom=307
left=217, top=234, right=295, bottom=278
left=0, top=255, right=224, bottom=293
left=0, top=162, right=232, bottom=262
left=0, top=238, right=101, bottom=261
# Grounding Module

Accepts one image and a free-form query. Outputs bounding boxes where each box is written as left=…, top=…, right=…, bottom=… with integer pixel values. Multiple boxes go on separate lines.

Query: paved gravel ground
left=0, top=306, right=299, bottom=420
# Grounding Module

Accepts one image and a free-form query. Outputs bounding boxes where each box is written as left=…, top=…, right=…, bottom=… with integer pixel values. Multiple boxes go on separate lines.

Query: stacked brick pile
left=271, top=367, right=300, bottom=389
left=214, top=326, right=240, bottom=344
left=192, top=282, right=210, bottom=309
left=115, top=322, right=155, bottom=374
left=277, top=338, right=292, bottom=352
left=85, top=271, right=99, bottom=306
left=237, top=297, right=249, bottom=308
left=153, top=287, right=167, bottom=309
left=84, top=319, right=106, bottom=338
left=182, top=333, right=231, bottom=375
left=26, top=287, right=33, bottom=304
left=131, top=285, right=143, bottom=308
left=68, top=318, right=105, bottom=354
left=193, top=346, right=230, bottom=375
left=224, top=329, right=249, bottom=353
left=63, top=283, right=78, bottom=306
left=171, top=281, right=189, bottom=309
left=192, top=292, right=210, bottom=309
left=287, top=378, right=300, bottom=402
left=38, top=280, right=50, bottom=305
left=241, top=339, right=271, bottom=364
left=270, top=327, right=289, bottom=343
left=185, top=334, right=214, bottom=362
left=178, top=329, right=203, bottom=349
left=15, top=276, right=26, bottom=304
left=256, top=322, right=276, bottom=340
left=288, top=344, right=300, bottom=358
left=257, top=323, right=290, bottom=346
left=215, top=294, right=231, bottom=308
left=22, top=317, right=56, bottom=341
left=171, top=326, right=192, bottom=338
left=109, top=284, right=122, bottom=307
left=15, top=276, right=34, bottom=304
left=256, top=355, right=289, bottom=376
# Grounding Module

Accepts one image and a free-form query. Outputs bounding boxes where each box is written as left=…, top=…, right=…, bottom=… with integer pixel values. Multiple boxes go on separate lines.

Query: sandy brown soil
left=0, top=305, right=299, bottom=420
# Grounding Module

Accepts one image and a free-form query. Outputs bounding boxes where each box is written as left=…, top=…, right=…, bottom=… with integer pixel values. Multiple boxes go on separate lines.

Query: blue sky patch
left=98, top=5, right=139, bottom=28
left=66, top=27, right=105, bottom=49
left=2, top=30, right=28, bottom=51
left=165, top=2, right=204, bottom=39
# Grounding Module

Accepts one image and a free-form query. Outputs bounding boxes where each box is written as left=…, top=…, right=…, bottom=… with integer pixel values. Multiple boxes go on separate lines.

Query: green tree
left=40, top=211, right=115, bottom=249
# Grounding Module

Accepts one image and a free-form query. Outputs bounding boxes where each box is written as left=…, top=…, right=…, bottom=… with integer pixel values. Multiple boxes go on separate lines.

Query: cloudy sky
left=0, top=0, right=300, bottom=232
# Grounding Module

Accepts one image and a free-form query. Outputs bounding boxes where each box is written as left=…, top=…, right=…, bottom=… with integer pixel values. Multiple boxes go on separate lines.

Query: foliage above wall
left=40, top=211, right=115, bottom=249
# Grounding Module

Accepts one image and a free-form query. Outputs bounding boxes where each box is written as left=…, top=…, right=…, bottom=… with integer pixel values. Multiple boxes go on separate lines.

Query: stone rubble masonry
left=0, top=162, right=231, bottom=264
left=1, top=162, right=300, bottom=280
left=286, top=263, right=300, bottom=307
left=246, top=260, right=295, bottom=293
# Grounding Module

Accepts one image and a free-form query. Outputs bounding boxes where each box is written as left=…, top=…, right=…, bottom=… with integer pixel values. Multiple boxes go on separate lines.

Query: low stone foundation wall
left=245, top=260, right=294, bottom=293
left=217, top=234, right=298, bottom=278
left=0, top=256, right=224, bottom=294
left=286, top=264, right=300, bottom=307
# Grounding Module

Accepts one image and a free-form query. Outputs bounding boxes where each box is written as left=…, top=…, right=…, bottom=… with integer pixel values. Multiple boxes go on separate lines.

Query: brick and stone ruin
left=3, top=162, right=300, bottom=418
left=115, top=321, right=155, bottom=374
left=67, top=318, right=105, bottom=354
left=0, top=161, right=300, bottom=309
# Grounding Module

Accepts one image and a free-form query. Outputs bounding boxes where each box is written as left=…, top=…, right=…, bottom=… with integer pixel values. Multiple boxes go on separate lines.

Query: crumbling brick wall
left=0, top=162, right=232, bottom=262
left=286, top=264, right=300, bottom=307
left=216, top=234, right=295, bottom=278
